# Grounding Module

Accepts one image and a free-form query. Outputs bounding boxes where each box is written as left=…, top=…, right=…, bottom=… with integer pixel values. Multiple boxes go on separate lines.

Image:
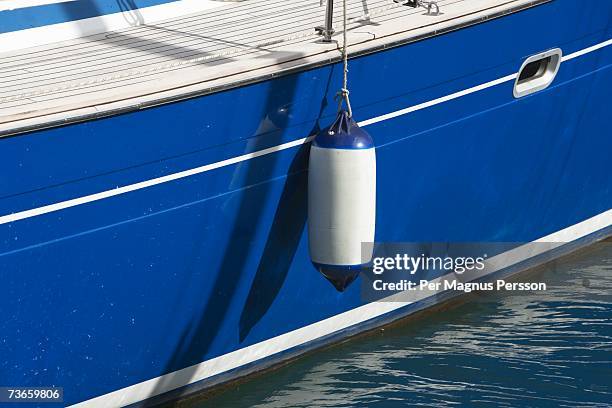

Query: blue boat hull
left=1, top=0, right=611, bottom=405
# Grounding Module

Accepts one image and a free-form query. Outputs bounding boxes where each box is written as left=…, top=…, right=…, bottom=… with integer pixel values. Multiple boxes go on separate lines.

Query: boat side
left=0, top=0, right=611, bottom=406
left=0, top=0, right=548, bottom=132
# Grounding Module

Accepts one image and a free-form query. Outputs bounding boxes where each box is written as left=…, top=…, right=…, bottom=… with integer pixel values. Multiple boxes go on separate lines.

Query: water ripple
left=192, top=244, right=612, bottom=408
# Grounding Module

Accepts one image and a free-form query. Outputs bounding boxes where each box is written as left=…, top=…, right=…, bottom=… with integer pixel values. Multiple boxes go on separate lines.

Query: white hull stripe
left=69, top=208, right=612, bottom=408
left=357, top=73, right=517, bottom=127
left=0, top=137, right=313, bottom=225
left=0, top=38, right=610, bottom=226
left=562, top=38, right=612, bottom=62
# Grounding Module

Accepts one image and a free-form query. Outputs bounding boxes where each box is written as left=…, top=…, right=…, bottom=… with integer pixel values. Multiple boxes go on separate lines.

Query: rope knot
left=335, top=87, right=353, bottom=118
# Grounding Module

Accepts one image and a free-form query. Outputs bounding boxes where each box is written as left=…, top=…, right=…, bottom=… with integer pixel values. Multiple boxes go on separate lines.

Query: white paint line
left=562, top=38, right=612, bottom=62
left=0, top=75, right=520, bottom=224
left=0, top=136, right=313, bottom=225
left=357, top=73, right=517, bottom=127
left=0, top=38, right=610, bottom=226
left=0, top=0, right=76, bottom=11
left=0, top=0, right=75, bottom=12
left=70, top=300, right=408, bottom=408
left=69, top=208, right=612, bottom=408
left=0, top=0, right=228, bottom=53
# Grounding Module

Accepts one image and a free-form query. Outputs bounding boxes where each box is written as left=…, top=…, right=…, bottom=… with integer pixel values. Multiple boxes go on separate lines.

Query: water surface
left=193, top=243, right=612, bottom=407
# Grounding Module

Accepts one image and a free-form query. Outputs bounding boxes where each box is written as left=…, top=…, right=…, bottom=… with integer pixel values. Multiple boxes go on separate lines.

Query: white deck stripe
left=0, top=37, right=610, bottom=227
left=69, top=208, right=612, bottom=408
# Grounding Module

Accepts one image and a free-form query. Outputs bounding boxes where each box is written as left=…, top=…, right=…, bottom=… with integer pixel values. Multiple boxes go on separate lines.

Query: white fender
left=308, top=111, right=376, bottom=291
